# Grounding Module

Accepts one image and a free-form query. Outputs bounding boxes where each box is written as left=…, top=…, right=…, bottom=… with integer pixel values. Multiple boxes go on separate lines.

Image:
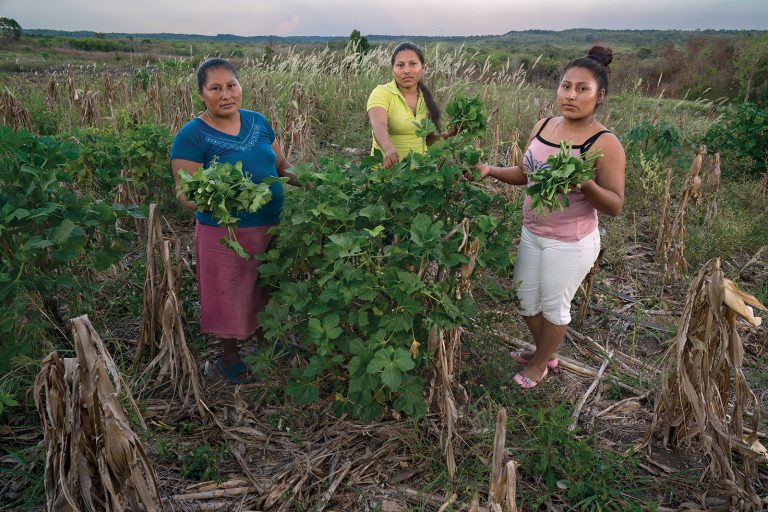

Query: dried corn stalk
left=575, top=248, right=604, bottom=327
left=103, top=73, right=116, bottom=104
left=426, top=219, right=478, bottom=478
left=487, top=107, right=501, bottom=164
left=65, top=64, right=76, bottom=102
left=704, top=153, right=721, bottom=227
left=45, top=76, right=59, bottom=111
left=114, top=168, right=145, bottom=236
left=509, top=128, right=524, bottom=168
left=271, top=82, right=317, bottom=163
left=757, top=170, right=768, bottom=196
left=169, top=77, right=195, bottom=133
left=146, top=73, right=164, bottom=124
left=34, top=315, right=160, bottom=511
left=135, top=204, right=207, bottom=416
left=658, top=145, right=706, bottom=274
left=81, top=88, right=99, bottom=126
left=655, top=167, right=673, bottom=259
left=644, top=259, right=767, bottom=510
left=0, top=87, right=33, bottom=132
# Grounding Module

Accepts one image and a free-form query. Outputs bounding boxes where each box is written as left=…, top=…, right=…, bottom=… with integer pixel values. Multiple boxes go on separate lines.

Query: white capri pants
left=513, top=226, right=601, bottom=325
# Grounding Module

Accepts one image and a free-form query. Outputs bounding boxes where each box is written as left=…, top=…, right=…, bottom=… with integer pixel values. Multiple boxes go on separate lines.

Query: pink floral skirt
left=195, top=222, right=275, bottom=340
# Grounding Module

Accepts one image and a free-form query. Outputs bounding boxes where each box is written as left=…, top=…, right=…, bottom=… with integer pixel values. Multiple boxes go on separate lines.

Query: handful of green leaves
left=179, top=159, right=280, bottom=258
left=446, top=96, right=486, bottom=136
left=526, top=141, right=601, bottom=214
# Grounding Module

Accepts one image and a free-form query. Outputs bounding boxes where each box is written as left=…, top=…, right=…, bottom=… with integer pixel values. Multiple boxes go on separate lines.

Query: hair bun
left=587, top=46, right=613, bottom=67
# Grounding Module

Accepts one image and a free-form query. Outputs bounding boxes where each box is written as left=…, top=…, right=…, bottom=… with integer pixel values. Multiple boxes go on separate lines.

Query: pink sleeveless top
left=522, top=118, right=609, bottom=242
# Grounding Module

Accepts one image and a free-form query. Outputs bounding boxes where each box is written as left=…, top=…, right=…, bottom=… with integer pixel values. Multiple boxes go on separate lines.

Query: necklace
left=554, top=116, right=596, bottom=142
left=203, top=109, right=239, bottom=133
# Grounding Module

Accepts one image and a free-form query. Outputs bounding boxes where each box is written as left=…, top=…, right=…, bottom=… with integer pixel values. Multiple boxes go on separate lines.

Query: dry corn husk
left=135, top=204, right=207, bottom=417
left=34, top=315, right=160, bottom=511
left=645, top=259, right=766, bottom=510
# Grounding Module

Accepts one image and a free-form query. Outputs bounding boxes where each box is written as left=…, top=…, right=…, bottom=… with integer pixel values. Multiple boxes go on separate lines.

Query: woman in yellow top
left=367, top=42, right=446, bottom=168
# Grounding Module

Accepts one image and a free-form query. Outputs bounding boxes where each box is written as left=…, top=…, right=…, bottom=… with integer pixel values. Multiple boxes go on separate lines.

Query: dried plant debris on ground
left=14, top=220, right=768, bottom=511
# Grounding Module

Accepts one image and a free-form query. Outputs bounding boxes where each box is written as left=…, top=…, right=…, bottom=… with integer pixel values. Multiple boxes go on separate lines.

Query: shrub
left=704, top=102, right=768, bottom=179
left=257, top=123, right=518, bottom=422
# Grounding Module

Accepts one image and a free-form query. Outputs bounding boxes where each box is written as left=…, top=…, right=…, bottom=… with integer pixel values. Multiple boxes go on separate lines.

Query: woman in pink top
left=476, top=46, right=626, bottom=389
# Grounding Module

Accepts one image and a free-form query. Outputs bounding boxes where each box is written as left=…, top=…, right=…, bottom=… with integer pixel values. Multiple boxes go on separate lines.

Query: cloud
left=275, top=15, right=302, bottom=36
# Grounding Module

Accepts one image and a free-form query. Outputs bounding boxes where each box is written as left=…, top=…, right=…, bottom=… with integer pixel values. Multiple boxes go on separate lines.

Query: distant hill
left=24, top=28, right=767, bottom=47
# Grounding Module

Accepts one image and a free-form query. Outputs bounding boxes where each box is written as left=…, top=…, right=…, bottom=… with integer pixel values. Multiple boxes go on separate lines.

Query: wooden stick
left=437, top=493, right=458, bottom=512
left=178, top=501, right=233, bottom=511
left=739, top=245, right=766, bottom=274
left=172, top=486, right=255, bottom=501
left=569, top=352, right=612, bottom=432
left=488, top=408, right=507, bottom=504
left=313, top=461, right=352, bottom=512
left=596, top=396, right=645, bottom=418
left=505, top=460, right=519, bottom=512
left=184, top=479, right=251, bottom=492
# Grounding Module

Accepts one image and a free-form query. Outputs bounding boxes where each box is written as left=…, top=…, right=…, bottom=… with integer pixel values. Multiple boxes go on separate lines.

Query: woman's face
left=392, top=49, right=424, bottom=90
left=199, top=67, right=242, bottom=117
left=556, top=66, right=604, bottom=120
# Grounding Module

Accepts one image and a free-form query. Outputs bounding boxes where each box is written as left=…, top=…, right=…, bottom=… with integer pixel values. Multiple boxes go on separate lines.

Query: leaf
left=52, top=219, right=77, bottom=244
left=219, top=237, right=249, bottom=259
left=307, top=318, right=324, bottom=341
left=286, top=378, right=320, bottom=405
left=366, top=348, right=391, bottom=374
left=393, top=348, right=416, bottom=371
left=381, top=364, right=402, bottom=390
left=22, top=237, right=55, bottom=251
left=393, top=376, right=427, bottom=418
left=303, top=355, right=327, bottom=377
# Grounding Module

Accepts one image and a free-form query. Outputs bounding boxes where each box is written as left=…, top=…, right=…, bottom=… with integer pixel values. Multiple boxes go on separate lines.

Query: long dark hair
left=562, top=46, right=613, bottom=98
left=391, top=42, right=442, bottom=132
left=196, top=58, right=239, bottom=92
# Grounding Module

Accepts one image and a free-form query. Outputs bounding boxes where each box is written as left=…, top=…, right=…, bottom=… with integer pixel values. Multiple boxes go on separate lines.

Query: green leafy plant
left=0, top=127, right=138, bottom=297
left=704, top=102, right=768, bottom=178
left=178, top=159, right=284, bottom=258
left=0, top=391, right=18, bottom=416
left=180, top=444, right=221, bottom=481
left=522, top=406, right=645, bottom=511
left=256, top=120, right=518, bottom=422
left=446, top=95, right=487, bottom=136
left=526, top=141, right=600, bottom=213
left=622, top=120, right=690, bottom=168
left=0, top=127, right=142, bottom=368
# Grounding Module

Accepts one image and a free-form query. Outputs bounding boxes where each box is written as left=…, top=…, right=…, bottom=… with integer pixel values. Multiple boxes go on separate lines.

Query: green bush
left=0, top=127, right=142, bottom=370
left=704, top=102, right=768, bottom=179
left=257, top=123, right=518, bottom=422
left=622, top=120, right=692, bottom=169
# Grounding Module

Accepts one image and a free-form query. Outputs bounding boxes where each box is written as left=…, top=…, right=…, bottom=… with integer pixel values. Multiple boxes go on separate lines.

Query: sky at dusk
left=2, top=0, right=767, bottom=36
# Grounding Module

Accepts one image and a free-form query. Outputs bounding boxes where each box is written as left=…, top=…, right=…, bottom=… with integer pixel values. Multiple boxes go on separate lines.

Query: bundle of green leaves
left=179, top=160, right=280, bottom=258
left=527, top=141, right=601, bottom=214
left=445, top=95, right=487, bottom=136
